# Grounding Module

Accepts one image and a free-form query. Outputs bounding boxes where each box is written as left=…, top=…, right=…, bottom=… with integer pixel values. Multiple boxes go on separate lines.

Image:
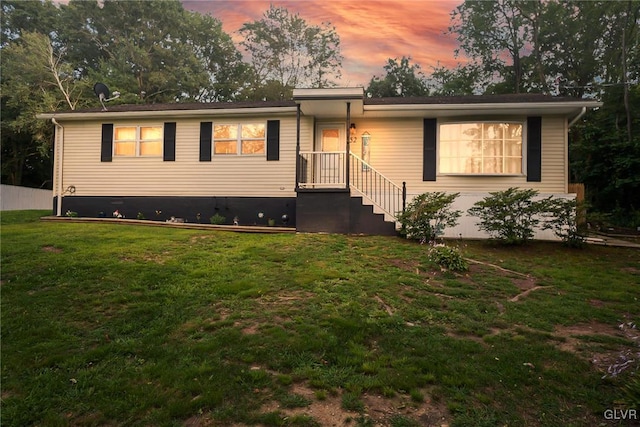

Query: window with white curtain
left=439, top=122, right=523, bottom=174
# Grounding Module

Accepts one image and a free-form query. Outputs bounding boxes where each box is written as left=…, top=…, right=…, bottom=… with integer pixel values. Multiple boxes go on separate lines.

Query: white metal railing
left=349, top=153, right=405, bottom=220
left=296, top=151, right=406, bottom=220
left=297, top=151, right=346, bottom=188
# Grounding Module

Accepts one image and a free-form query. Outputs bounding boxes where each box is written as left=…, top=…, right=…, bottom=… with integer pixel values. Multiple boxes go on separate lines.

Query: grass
left=1, top=210, right=639, bottom=426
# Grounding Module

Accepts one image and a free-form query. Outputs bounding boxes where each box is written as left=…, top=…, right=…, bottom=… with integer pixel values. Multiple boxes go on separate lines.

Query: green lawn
left=1, top=210, right=638, bottom=426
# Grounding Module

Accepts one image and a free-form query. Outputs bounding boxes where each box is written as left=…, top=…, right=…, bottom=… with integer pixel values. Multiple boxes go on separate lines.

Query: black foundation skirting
left=56, top=196, right=296, bottom=227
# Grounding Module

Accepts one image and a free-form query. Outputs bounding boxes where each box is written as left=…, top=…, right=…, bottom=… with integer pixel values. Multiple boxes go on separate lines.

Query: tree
left=73, top=0, right=211, bottom=103
left=570, top=86, right=640, bottom=226
left=1, top=32, right=89, bottom=186
left=239, top=5, right=342, bottom=99
left=183, top=10, right=250, bottom=102
left=448, top=0, right=640, bottom=226
left=366, top=56, right=429, bottom=97
left=536, top=0, right=602, bottom=97
left=427, top=63, right=482, bottom=96
left=1, top=0, right=60, bottom=47
left=450, top=0, right=533, bottom=94
left=1, top=0, right=248, bottom=187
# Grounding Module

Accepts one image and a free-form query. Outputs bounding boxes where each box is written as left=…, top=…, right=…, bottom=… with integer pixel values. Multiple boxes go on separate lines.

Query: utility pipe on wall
left=51, top=118, right=64, bottom=216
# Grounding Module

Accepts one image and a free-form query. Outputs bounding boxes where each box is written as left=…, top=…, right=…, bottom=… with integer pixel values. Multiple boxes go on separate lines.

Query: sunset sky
left=181, top=0, right=464, bottom=86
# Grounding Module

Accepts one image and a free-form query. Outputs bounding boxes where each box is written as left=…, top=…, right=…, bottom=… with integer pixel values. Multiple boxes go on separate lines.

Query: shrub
left=209, top=213, right=226, bottom=225
left=429, top=245, right=468, bottom=272
left=468, top=187, right=550, bottom=245
left=542, top=197, right=586, bottom=247
left=397, top=192, right=461, bottom=243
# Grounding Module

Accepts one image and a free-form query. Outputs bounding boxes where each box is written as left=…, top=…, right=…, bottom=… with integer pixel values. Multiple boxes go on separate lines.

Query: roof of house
left=37, top=90, right=601, bottom=121
left=54, top=100, right=298, bottom=114
left=366, top=93, right=592, bottom=105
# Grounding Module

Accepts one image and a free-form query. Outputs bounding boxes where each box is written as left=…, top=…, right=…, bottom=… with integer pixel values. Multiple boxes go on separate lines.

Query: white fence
left=1, top=185, right=53, bottom=211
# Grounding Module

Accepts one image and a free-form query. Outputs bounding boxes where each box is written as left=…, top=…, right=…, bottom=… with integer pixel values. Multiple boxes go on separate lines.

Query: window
left=439, top=122, right=523, bottom=174
left=114, top=126, right=163, bottom=157
left=214, top=123, right=265, bottom=155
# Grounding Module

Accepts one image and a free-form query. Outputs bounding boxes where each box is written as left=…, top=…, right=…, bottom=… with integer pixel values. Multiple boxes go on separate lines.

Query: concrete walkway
left=585, top=233, right=640, bottom=249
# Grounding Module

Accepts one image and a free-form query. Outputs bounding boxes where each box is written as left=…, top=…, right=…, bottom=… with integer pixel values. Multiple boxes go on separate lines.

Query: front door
left=316, top=123, right=346, bottom=186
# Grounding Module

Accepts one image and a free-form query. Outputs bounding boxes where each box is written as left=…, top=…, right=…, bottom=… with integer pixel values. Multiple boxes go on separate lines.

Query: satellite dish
left=93, top=82, right=121, bottom=111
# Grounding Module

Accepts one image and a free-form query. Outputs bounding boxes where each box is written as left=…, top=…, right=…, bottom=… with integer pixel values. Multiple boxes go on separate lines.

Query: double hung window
left=213, top=123, right=266, bottom=155
left=114, top=126, right=163, bottom=157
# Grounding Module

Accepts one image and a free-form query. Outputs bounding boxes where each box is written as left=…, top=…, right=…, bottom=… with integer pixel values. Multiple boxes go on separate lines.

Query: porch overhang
left=293, top=87, right=364, bottom=118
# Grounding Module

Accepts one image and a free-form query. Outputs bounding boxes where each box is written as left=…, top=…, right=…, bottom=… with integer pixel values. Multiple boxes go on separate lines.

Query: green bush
left=209, top=213, right=226, bottom=225
left=468, top=187, right=550, bottom=245
left=397, top=192, right=461, bottom=243
left=429, top=245, right=468, bottom=272
left=543, top=197, right=586, bottom=247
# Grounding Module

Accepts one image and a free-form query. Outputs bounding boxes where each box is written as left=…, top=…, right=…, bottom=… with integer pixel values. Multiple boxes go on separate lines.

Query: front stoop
left=296, top=190, right=397, bottom=235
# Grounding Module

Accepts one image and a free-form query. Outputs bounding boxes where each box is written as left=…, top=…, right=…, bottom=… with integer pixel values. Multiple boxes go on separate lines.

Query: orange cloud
left=182, top=0, right=462, bottom=86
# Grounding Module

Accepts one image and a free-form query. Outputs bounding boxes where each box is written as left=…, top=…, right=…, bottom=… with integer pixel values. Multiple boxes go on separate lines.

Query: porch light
left=350, top=123, right=357, bottom=136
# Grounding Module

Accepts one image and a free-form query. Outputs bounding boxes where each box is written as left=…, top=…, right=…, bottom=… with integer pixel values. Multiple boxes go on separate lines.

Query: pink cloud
left=182, top=0, right=462, bottom=86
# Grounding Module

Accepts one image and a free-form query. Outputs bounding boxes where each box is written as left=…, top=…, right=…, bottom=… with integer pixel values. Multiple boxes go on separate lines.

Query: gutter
left=568, top=107, right=587, bottom=127
left=37, top=106, right=299, bottom=121
left=51, top=118, right=64, bottom=216
left=364, top=101, right=602, bottom=113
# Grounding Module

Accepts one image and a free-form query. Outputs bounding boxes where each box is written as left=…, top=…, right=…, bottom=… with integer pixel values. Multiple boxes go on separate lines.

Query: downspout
left=345, top=102, right=351, bottom=190
left=295, top=104, right=301, bottom=190
left=51, top=118, right=64, bottom=216
left=568, top=107, right=587, bottom=127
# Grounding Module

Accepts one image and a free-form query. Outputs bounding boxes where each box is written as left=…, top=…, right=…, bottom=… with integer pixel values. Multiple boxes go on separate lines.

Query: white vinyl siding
left=55, top=114, right=566, bottom=201
left=349, top=116, right=568, bottom=198
left=58, top=115, right=303, bottom=198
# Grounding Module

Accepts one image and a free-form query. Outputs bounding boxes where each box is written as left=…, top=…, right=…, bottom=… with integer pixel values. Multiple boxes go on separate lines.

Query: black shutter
left=101, top=123, right=113, bottom=162
left=266, top=120, right=280, bottom=161
left=423, top=118, right=437, bottom=181
left=199, top=122, right=212, bottom=162
left=163, top=122, right=176, bottom=161
left=527, top=116, right=542, bottom=182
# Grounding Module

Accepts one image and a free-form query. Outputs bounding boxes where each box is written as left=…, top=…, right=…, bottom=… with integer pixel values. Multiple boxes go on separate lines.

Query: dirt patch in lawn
left=464, top=259, right=551, bottom=303
left=42, top=245, right=62, bottom=253
left=259, top=382, right=450, bottom=427
left=554, top=319, right=640, bottom=376
left=388, top=258, right=440, bottom=282
left=189, top=235, right=215, bottom=244
left=511, top=275, right=538, bottom=291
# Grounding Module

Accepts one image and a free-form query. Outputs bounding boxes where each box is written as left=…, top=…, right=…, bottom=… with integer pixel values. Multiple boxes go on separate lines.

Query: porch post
left=295, top=104, right=301, bottom=190
left=346, top=102, right=351, bottom=190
